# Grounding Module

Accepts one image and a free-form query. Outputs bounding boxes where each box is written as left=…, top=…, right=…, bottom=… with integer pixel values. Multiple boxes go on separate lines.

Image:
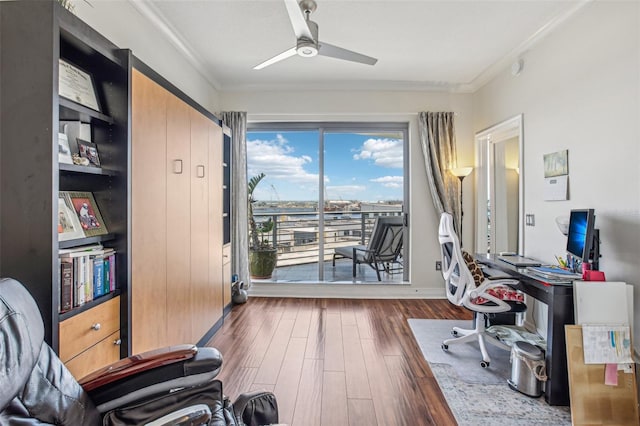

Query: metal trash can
left=507, top=341, right=546, bottom=397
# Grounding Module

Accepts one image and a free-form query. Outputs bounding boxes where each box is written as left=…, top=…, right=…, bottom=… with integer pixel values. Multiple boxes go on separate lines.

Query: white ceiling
left=131, top=0, right=585, bottom=92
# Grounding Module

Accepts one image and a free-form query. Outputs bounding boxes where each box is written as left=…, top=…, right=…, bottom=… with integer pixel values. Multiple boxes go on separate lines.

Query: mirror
left=475, top=114, right=524, bottom=255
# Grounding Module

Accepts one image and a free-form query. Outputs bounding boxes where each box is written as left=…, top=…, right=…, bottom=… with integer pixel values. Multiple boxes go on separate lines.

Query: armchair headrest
left=0, top=278, right=45, bottom=409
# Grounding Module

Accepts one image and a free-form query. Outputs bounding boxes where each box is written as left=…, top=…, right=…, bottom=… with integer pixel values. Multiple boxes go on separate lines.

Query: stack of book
left=525, top=265, right=582, bottom=283
left=59, top=244, right=116, bottom=313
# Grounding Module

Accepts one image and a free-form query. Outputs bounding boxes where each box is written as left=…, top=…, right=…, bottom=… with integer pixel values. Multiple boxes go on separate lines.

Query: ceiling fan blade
left=253, top=47, right=298, bottom=70
left=318, top=42, right=378, bottom=66
left=284, top=0, right=314, bottom=40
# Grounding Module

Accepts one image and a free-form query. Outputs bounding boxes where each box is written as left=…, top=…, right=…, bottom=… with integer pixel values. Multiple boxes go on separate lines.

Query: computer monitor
left=566, top=208, right=597, bottom=269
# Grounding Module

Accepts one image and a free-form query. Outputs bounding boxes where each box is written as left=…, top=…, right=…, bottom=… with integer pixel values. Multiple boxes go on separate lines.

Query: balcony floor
left=252, top=258, right=405, bottom=284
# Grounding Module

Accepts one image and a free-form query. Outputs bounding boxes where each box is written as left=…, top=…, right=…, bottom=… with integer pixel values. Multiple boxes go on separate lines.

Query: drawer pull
left=173, top=159, right=183, bottom=174
left=114, top=339, right=122, bottom=346
left=91, top=323, right=101, bottom=331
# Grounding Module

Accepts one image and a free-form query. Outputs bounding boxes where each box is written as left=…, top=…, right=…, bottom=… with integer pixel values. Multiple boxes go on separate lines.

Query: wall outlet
left=435, top=261, right=442, bottom=271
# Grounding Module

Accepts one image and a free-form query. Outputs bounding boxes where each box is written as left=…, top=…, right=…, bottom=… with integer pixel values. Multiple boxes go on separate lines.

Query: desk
left=476, top=253, right=574, bottom=406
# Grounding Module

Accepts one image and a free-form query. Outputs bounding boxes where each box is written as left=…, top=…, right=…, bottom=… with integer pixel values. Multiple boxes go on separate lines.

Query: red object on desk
left=582, top=269, right=606, bottom=281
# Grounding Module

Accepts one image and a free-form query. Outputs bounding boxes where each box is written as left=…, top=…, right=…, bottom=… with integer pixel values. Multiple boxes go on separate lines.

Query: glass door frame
left=247, top=121, right=409, bottom=282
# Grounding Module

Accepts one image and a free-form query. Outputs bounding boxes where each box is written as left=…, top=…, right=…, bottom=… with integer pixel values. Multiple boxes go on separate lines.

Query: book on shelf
left=59, top=244, right=117, bottom=312
left=60, top=258, right=73, bottom=313
left=93, top=255, right=104, bottom=298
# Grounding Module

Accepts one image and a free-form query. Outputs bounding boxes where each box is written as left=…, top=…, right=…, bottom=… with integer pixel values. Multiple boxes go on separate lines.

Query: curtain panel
left=221, top=112, right=251, bottom=288
left=418, top=111, right=461, bottom=233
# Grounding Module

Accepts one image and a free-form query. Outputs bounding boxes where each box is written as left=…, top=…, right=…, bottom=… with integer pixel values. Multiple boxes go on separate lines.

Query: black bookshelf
left=0, top=1, right=130, bottom=356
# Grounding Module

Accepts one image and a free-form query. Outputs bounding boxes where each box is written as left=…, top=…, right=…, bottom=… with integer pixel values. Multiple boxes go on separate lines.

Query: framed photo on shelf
left=63, top=191, right=108, bottom=237
left=58, top=133, right=73, bottom=165
left=77, top=138, right=101, bottom=167
left=58, top=59, right=101, bottom=112
left=58, top=196, right=85, bottom=241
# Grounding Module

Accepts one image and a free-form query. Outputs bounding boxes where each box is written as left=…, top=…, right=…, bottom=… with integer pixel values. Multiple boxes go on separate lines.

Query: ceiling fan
left=254, top=0, right=378, bottom=70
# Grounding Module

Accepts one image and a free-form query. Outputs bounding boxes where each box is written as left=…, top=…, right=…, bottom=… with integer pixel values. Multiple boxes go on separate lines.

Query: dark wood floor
left=206, top=297, right=472, bottom=426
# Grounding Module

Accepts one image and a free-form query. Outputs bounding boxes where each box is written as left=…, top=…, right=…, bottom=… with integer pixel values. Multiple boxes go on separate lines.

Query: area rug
left=408, top=319, right=571, bottom=425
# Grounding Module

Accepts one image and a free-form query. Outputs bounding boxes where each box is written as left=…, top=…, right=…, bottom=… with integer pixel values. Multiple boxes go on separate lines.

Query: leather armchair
left=0, top=277, right=261, bottom=425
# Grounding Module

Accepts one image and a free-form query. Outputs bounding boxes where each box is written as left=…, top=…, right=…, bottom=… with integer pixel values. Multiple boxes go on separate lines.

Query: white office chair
left=438, top=212, right=526, bottom=368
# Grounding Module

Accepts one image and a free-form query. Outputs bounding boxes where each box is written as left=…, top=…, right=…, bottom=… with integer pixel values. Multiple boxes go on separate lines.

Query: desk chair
left=0, top=277, right=278, bottom=425
left=332, top=216, right=403, bottom=281
left=438, top=212, right=526, bottom=368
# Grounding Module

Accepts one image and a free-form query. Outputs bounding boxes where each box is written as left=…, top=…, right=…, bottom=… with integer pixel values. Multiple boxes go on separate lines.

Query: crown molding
left=128, top=0, right=221, bottom=90
left=129, top=0, right=588, bottom=94
left=459, top=0, right=589, bottom=93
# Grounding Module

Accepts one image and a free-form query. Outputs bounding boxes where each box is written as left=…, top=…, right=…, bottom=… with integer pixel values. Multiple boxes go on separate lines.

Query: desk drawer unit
left=59, top=296, right=120, bottom=363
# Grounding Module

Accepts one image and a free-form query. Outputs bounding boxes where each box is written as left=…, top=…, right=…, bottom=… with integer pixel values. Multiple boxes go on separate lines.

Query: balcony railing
left=253, top=209, right=402, bottom=267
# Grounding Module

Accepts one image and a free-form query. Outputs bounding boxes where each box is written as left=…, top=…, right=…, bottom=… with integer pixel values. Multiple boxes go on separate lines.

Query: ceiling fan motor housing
left=297, top=19, right=319, bottom=57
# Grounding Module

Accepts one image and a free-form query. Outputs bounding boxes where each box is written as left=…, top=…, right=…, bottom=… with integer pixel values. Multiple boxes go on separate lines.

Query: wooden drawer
left=59, top=296, right=120, bottom=362
left=65, top=330, right=121, bottom=380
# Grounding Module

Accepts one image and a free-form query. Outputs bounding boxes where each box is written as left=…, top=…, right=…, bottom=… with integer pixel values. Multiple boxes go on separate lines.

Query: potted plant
left=248, top=173, right=278, bottom=279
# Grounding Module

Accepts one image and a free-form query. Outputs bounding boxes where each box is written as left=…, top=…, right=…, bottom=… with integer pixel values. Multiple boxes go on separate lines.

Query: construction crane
left=270, top=184, right=280, bottom=202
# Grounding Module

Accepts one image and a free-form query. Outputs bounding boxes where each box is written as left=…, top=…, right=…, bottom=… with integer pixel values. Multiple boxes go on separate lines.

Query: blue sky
left=247, top=131, right=404, bottom=202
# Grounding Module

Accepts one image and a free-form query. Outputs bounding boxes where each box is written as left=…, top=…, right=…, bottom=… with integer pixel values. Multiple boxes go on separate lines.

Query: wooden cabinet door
left=131, top=69, right=168, bottom=354
left=166, top=93, right=193, bottom=346
left=223, top=245, right=232, bottom=307
left=190, top=110, right=212, bottom=341
left=209, top=122, right=224, bottom=320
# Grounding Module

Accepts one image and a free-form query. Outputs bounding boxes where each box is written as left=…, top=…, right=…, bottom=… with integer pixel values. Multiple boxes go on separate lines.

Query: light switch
left=525, top=214, right=535, bottom=226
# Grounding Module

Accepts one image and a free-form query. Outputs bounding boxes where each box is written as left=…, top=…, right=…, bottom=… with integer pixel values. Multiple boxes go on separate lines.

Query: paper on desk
left=582, top=325, right=632, bottom=364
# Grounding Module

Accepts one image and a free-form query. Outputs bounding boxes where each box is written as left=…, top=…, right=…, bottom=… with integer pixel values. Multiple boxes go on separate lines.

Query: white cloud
left=353, top=138, right=403, bottom=168
left=247, top=135, right=317, bottom=184
left=370, top=175, right=403, bottom=188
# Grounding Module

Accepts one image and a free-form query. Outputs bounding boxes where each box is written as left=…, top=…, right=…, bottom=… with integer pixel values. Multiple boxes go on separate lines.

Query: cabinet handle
left=91, top=323, right=101, bottom=331
left=197, top=165, right=205, bottom=178
left=173, top=159, right=183, bottom=174
left=113, top=339, right=122, bottom=346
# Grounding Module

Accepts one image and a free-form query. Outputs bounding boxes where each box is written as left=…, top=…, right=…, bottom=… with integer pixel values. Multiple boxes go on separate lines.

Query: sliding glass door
left=247, top=123, right=408, bottom=283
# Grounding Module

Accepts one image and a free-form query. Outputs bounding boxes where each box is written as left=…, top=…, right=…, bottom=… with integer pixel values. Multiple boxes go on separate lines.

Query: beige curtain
left=418, top=112, right=461, bottom=234
left=220, top=112, right=251, bottom=288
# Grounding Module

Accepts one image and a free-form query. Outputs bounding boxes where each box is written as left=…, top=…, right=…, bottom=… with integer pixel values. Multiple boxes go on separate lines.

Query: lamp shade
left=450, top=167, right=473, bottom=178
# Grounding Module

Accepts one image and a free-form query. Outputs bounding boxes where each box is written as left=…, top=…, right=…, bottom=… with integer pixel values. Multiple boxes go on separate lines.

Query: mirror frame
left=474, top=114, right=524, bottom=255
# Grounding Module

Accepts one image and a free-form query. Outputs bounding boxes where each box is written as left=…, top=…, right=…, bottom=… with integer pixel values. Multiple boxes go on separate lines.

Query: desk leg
left=544, top=290, right=574, bottom=406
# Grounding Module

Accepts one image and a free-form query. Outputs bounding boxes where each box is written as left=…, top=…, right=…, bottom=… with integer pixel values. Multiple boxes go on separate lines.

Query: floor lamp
left=450, top=167, right=473, bottom=243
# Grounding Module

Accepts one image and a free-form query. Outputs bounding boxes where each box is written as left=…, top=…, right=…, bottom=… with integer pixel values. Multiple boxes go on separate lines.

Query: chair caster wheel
left=441, top=344, right=448, bottom=351
left=451, top=330, right=458, bottom=337
left=480, top=361, right=490, bottom=368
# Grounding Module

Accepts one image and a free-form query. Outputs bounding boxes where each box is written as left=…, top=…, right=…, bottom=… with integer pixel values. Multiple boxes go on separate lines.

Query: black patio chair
left=332, top=216, right=404, bottom=281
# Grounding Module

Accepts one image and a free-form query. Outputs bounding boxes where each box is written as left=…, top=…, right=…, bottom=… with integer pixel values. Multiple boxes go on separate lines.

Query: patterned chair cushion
left=461, top=250, right=524, bottom=305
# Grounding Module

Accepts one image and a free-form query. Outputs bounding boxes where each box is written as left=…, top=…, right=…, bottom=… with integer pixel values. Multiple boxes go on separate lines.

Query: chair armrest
left=83, top=345, right=224, bottom=410
left=79, top=344, right=199, bottom=391
left=466, top=278, right=523, bottom=313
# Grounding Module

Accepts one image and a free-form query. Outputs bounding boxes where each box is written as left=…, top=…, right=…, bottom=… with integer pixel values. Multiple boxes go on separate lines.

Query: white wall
left=74, top=0, right=220, bottom=113
left=221, top=89, right=474, bottom=297
left=473, top=1, right=640, bottom=340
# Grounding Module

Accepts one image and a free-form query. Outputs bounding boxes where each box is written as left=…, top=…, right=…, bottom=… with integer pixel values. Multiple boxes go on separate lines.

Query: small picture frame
left=77, top=138, right=101, bottom=167
left=58, top=133, right=73, bottom=165
left=58, top=59, right=101, bottom=112
left=58, top=196, right=85, bottom=241
left=64, top=191, right=108, bottom=237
